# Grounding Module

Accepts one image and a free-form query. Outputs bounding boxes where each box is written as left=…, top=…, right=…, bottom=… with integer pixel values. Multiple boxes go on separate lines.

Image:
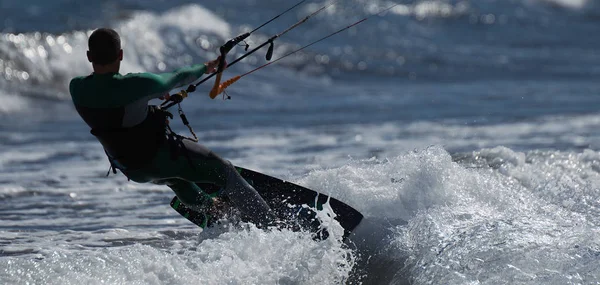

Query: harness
left=90, top=104, right=197, bottom=176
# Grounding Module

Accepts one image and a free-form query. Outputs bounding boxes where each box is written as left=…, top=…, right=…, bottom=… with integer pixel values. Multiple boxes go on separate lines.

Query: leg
left=157, top=178, right=213, bottom=213
left=219, top=159, right=276, bottom=227
left=159, top=178, right=222, bottom=228
left=149, top=139, right=276, bottom=227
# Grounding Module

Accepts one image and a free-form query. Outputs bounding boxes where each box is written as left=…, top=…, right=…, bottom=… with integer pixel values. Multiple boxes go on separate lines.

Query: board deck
left=170, top=166, right=363, bottom=239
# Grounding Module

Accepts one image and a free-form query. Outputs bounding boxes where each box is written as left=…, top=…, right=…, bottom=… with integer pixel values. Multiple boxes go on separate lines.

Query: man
left=70, top=28, right=274, bottom=228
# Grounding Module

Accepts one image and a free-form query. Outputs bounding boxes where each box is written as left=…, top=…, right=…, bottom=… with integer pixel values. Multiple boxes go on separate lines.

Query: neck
left=92, top=62, right=120, bottom=74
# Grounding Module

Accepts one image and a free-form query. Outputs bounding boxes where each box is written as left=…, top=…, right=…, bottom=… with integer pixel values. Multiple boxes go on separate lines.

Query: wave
left=2, top=120, right=600, bottom=283
left=0, top=4, right=232, bottom=102
left=397, top=145, right=600, bottom=284
left=284, top=143, right=600, bottom=284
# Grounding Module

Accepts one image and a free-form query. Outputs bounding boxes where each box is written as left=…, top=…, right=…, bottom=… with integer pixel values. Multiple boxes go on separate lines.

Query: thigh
left=151, top=139, right=229, bottom=186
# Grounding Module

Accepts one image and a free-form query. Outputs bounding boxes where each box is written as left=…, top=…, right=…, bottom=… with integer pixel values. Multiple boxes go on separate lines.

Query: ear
left=87, top=51, right=93, bottom=63
left=118, top=49, right=123, bottom=61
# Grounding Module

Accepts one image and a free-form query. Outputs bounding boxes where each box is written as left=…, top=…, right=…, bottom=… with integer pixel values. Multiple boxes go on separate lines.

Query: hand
left=170, top=92, right=185, bottom=103
left=205, top=56, right=227, bottom=74
left=159, top=93, right=171, bottom=101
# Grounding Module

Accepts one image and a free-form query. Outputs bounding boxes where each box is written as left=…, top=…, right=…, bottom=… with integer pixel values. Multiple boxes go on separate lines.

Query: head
left=87, top=28, right=123, bottom=73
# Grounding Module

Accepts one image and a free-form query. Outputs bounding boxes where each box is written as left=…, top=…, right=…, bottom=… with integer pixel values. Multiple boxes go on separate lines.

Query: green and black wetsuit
left=70, top=65, right=274, bottom=226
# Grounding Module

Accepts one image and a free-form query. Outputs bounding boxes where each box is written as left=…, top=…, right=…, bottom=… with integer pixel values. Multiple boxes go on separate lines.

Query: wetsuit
left=69, top=65, right=274, bottom=227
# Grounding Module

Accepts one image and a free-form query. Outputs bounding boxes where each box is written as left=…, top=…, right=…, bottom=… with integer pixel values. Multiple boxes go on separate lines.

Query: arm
left=141, top=64, right=208, bottom=98
left=130, top=58, right=221, bottom=101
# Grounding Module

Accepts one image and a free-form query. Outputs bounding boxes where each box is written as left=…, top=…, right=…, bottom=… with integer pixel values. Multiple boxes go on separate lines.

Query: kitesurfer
left=69, top=28, right=274, bottom=227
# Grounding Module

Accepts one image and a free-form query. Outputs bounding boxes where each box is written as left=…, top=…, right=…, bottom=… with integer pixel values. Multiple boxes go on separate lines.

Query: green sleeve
left=129, top=64, right=208, bottom=100
left=69, top=64, right=209, bottom=108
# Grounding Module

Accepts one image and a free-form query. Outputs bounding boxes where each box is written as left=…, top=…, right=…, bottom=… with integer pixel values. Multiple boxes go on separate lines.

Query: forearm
left=131, top=64, right=208, bottom=101
left=158, top=64, right=208, bottom=90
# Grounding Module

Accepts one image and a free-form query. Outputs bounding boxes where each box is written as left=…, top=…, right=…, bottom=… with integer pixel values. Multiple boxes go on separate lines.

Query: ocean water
left=1, top=0, right=600, bottom=284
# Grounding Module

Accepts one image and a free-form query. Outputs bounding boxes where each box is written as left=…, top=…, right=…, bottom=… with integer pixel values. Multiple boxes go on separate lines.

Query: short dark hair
left=88, top=28, right=121, bottom=65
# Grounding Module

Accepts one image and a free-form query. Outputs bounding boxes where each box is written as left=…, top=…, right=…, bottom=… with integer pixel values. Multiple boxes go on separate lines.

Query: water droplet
left=63, top=43, right=72, bottom=53
left=482, top=14, right=496, bottom=25
left=357, top=61, right=367, bottom=71
left=37, top=46, right=47, bottom=58
left=409, top=72, right=417, bottom=80
left=396, top=56, right=405, bottom=65
left=24, top=48, right=35, bottom=59
left=46, top=35, right=55, bottom=46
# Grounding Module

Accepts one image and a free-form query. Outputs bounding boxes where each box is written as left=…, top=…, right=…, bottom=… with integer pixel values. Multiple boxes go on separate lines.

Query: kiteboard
left=170, top=166, right=363, bottom=239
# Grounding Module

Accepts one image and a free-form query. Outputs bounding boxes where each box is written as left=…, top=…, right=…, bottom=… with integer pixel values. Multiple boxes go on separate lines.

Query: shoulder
left=69, top=76, right=86, bottom=90
left=68, top=75, right=91, bottom=99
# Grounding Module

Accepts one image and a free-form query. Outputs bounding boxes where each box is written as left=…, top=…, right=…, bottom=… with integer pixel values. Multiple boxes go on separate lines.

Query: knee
left=222, top=159, right=235, bottom=171
left=207, top=151, right=232, bottom=168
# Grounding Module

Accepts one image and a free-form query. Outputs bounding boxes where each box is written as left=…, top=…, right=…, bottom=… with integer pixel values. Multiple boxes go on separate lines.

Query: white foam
left=540, top=0, right=589, bottom=9
left=385, top=146, right=600, bottom=284
left=0, top=225, right=355, bottom=285
left=116, top=4, right=231, bottom=75
left=388, top=0, right=470, bottom=20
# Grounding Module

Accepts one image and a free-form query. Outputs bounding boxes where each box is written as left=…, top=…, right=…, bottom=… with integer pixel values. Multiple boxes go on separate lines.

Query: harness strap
left=102, top=150, right=130, bottom=181
left=105, top=160, right=117, bottom=176
left=166, top=125, right=196, bottom=169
